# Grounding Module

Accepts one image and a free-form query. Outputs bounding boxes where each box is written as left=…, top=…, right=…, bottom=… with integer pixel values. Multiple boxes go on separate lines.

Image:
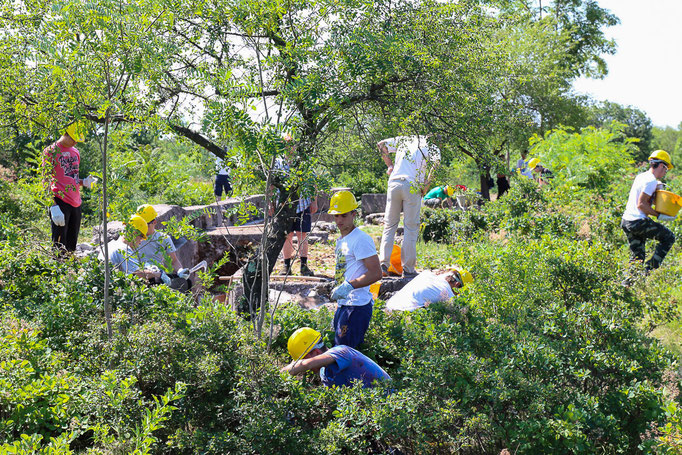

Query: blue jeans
left=333, top=301, right=373, bottom=348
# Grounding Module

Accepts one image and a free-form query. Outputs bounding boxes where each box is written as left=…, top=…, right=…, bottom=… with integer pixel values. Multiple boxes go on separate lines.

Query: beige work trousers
left=380, top=178, right=422, bottom=274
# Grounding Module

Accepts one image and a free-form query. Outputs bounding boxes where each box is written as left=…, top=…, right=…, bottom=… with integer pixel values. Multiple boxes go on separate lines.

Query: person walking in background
left=496, top=173, right=510, bottom=198
left=42, top=121, right=95, bottom=253
left=378, top=135, right=441, bottom=278
left=214, top=154, right=232, bottom=201
left=621, top=150, right=676, bottom=277
left=276, top=134, right=318, bottom=276
left=328, top=190, right=382, bottom=348
left=282, top=193, right=318, bottom=276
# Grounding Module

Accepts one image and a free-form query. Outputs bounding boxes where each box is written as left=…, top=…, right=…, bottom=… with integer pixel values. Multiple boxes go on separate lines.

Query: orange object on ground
left=387, top=244, right=403, bottom=275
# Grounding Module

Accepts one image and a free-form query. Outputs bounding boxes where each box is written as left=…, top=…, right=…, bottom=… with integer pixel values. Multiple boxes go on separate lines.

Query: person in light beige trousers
left=378, top=135, right=441, bottom=277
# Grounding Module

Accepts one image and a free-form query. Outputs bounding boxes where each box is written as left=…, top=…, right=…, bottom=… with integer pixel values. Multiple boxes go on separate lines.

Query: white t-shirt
left=335, top=227, right=378, bottom=307
left=109, top=242, right=143, bottom=274
left=385, top=271, right=454, bottom=311
left=622, top=170, right=659, bottom=221
left=134, top=231, right=177, bottom=270
left=384, top=136, right=441, bottom=185
left=215, top=155, right=230, bottom=176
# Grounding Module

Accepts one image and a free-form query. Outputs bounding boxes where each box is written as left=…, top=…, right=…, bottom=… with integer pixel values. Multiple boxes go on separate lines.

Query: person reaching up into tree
left=328, top=190, right=382, bottom=349
left=621, top=150, right=676, bottom=280
left=281, top=327, right=391, bottom=388
left=378, top=134, right=441, bottom=278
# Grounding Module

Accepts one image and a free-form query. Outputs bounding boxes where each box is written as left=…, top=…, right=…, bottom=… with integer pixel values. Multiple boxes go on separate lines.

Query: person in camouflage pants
left=621, top=218, right=675, bottom=270
left=621, top=150, right=676, bottom=273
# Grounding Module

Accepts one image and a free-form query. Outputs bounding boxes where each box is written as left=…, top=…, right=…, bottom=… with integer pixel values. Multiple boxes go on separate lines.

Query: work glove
left=144, top=263, right=161, bottom=274
left=160, top=271, right=172, bottom=286
left=658, top=214, right=677, bottom=221
left=82, top=175, right=97, bottom=189
left=50, top=205, right=65, bottom=226
left=177, top=268, right=190, bottom=279
left=331, top=280, right=354, bottom=301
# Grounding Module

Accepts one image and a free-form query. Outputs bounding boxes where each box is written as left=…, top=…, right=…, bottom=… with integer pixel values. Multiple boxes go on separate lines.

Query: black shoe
left=284, top=265, right=292, bottom=276
left=402, top=270, right=418, bottom=279
left=300, top=264, right=315, bottom=277
left=381, top=264, right=389, bottom=277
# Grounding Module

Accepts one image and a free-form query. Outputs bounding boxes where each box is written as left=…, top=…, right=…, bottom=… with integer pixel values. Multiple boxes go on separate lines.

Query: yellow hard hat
left=136, top=204, right=158, bottom=223
left=127, top=214, right=148, bottom=239
left=445, top=185, right=455, bottom=197
left=65, top=121, right=86, bottom=143
left=328, top=190, right=359, bottom=215
left=528, top=158, right=540, bottom=170
left=649, top=150, right=673, bottom=169
left=287, top=327, right=322, bottom=361
left=452, top=267, right=473, bottom=287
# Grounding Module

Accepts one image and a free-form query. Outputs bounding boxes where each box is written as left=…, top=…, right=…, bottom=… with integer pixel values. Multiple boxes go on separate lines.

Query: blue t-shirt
left=320, top=345, right=391, bottom=388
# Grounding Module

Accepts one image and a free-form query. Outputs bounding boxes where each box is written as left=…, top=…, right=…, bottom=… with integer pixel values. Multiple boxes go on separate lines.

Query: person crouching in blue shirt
left=281, top=327, right=391, bottom=388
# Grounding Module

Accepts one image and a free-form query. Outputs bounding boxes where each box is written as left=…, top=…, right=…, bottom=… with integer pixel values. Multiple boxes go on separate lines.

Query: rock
left=154, top=204, right=187, bottom=225
left=307, top=235, right=323, bottom=245
left=77, top=243, right=93, bottom=251
left=184, top=204, right=221, bottom=230
left=91, top=221, right=126, bottom=244
left=75, top=243, right=96, bottom=259
left=197, top=224, right=263, bottom=277
left=365, top=213, right=384, bottom=225
left=223, top=277, right=333, bottom=311
left=314, top=222, right=337, bottom=233
left=361, top=193, right=387, bottom=215
left=376, top=276, right=413, bottom=299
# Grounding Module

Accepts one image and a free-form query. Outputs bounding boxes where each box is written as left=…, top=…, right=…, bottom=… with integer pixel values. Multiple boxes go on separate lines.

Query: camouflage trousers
left=621, top=218, right=675, bottom=270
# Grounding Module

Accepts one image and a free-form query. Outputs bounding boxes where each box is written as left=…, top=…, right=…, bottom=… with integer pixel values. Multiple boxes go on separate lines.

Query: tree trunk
left=479, top=168, right=491, bottom=201
left=101, top=109, right=113, bottom=342
left=241, top=192, right=297, bottom=323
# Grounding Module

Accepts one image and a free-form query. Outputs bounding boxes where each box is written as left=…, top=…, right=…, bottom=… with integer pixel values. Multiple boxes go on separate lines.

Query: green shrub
left=529, top=124, right=637, bottom=192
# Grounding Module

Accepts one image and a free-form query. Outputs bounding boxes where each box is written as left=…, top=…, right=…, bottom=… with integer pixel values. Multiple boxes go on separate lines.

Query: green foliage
left=529, top=124, right=637, bottom=191
left=91, top=131, right=215, bottom=222
left=0, top=215, right=679, bottom=454
left=588, top=101, right=654, bottom=161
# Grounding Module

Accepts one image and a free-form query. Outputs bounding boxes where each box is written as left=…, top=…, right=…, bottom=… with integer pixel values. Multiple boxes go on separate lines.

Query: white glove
left=83, top=175, right=97, bottom=189
left=50, top=205, right=65, bottom=226
left=177, top=268, right=190, bottom=279
left=658, top=214, right=677, bottom=221
left=160, top=271, right=172, bottom=285
left=331, top=280, right=354, bottom=301
left=144, top=263, right=160, bottom=274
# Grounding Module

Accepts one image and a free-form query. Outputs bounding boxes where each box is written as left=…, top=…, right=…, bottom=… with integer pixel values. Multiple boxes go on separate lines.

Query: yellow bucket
left=369, top=282, right=381, bottom=300
left=654, top=190, right=682, bottom=217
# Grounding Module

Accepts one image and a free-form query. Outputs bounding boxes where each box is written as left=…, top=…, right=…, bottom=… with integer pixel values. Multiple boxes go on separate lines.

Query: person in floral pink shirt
left=42, top=122, right=95, bottom=252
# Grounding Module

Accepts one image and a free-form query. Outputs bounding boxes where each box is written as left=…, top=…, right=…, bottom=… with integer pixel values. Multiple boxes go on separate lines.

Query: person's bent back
left=281, top=327, right=391, bottom=388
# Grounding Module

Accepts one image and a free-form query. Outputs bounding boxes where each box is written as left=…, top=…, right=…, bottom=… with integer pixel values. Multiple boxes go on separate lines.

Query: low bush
left=1, top=227, right=678, bottom=453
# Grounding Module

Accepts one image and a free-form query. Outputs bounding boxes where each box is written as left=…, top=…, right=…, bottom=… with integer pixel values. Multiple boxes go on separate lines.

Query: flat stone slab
left=362, top=193, right=387, bottom=214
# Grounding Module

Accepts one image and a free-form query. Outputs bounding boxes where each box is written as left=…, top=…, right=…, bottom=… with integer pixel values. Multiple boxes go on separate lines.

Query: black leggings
left=51, top=197, right=82, bottom=252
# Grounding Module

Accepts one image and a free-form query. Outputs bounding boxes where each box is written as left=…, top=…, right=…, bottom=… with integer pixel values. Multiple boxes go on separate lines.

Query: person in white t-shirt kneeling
left=621, top=150, right=675, bottom=273
left=385, top=267, right=473, bottom=312
left=328, top=190, right=382, bottom=348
